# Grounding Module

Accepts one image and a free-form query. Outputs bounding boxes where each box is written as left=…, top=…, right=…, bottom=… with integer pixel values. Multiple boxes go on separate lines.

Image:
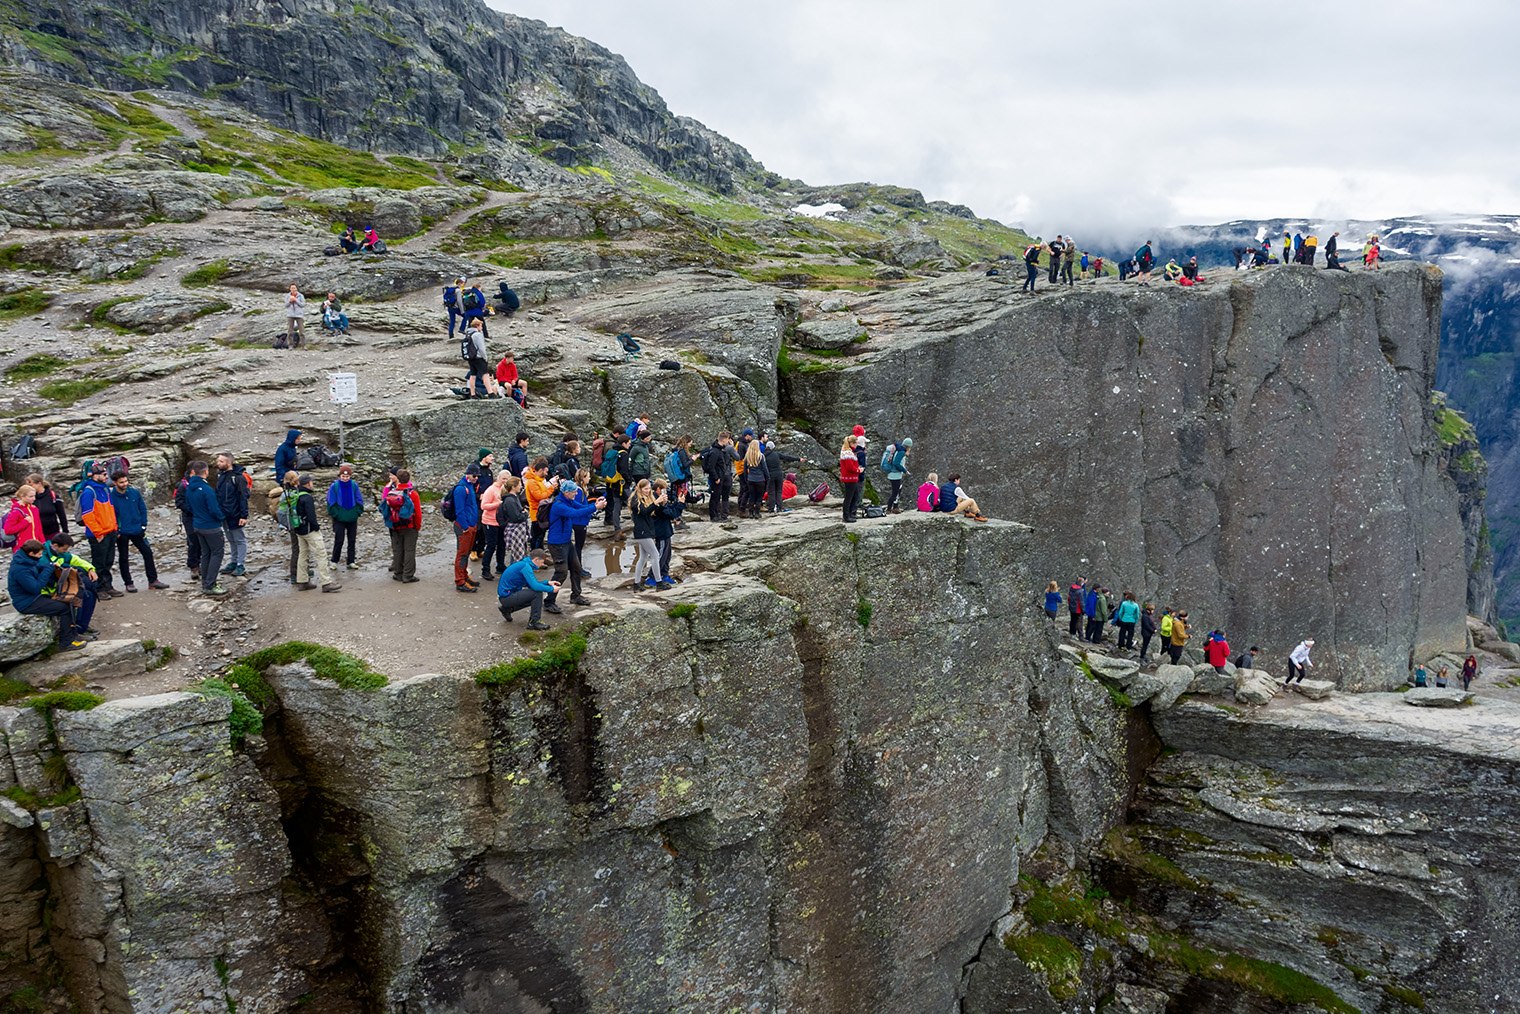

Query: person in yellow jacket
left=1168, top=609, right=1189, bottom=665
left=1282, top=231, right=1292, bottom=264
left=76, top=460, right=121, bottom=597
left=523, top=458, right=560, bottom=551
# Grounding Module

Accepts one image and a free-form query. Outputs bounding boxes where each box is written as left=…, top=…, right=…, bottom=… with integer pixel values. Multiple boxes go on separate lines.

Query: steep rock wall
left=785, top=263, right=1467, bottom=687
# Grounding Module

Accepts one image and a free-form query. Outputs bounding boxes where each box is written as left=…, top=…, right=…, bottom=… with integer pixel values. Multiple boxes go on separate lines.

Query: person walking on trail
left=1088, top=585, right=1111, bottom=643
left=183, top=460, right=227, bottom=596
left=461, top=279, right=490, bottom=339
left=450, top=464, right=482, bottom=592
left=1023, top=241, right=1042, bottom=293
left=1066, top=577, right=1085, bottom=637
left=284, top=284, right=306, bottom=348
left=443, top=277, right=464, bottom=338
left=326, top=464, right=364, bottom=571
left=497, top=548, right=555, bottom=631
left=1042, top=580, right=1062, bottom=620
left=1114, top=591, right=1141, bottom=649
left=214, top=454, right=250, bottom=577
left=291, top=474, right=341, bottom=593
left=1205, top=630, right=1231, bottom=674
left=1236, top=646, right=1259, bottom=669
left=382, top=468, right=422, bottom=583
left=1462, top=654, right=1478, bottom=691
left=109, top=471, right=166, bottom=592
left=882, top=438, right=911, bottom=513
left=8, top=539, right=86, bottom=652
left=838, top=436, right=862, bottom=523
left=1167, top=609, right=1189, bottom=664
left=78, top=461, right=121, bottom=598
left=630, top=479, right=673, bottom=591
left=702, top=431, right=737, bottom=522
left=3, top=483, right=43, bottom=553
left=1137, top=603, right=1157, bottom=664
left=545, top=480, right=603, bottom=610
left=1284, top=638, right=1314, bottom=689
left=274, top=429, right=301, bottom=479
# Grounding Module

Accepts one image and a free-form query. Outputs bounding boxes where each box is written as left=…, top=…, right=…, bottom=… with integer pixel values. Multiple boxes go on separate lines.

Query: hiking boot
left=654, top=581, right=674, bottom=591
left=569, top=595, right=592, bottom=606
left=189, top=568, right=200, bottom=579
left=527, top=621, right=551, bottom=631
left=402, top=576, right=420, bottom=583
left=124, top=584, right=138, bottom=593
left=456, top=584, right=477, bottom=593
left=298, top=582, right=317, bottom=591
left=149, top=580, right=170, bottom=589
left=321, top=583, right=342, bottom=593
left=393, top=574, right=404, bottom=582
left=345, top=563, right=359, bottom=570
left=59, top=640, right=87, bottom=652
left=544, top=603, right=563, bottom=614
left=220, top=565, right=237, bottom=575
left=208, top=585, right=228, bottom=596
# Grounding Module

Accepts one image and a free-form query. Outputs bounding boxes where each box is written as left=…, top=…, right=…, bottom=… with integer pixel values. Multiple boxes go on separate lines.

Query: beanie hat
left=477, top=448, right=492, bottom=461
left=852, top=425, right=865, bottom=437
left=742, top=428, right=754, bottom=437
left=559, top=481, right=579, bottom=497
left=297, top=472, right=314, bottom=487
left=465, top=464, right=481, bottom=476
left=902, top=437, right=913, bottom=447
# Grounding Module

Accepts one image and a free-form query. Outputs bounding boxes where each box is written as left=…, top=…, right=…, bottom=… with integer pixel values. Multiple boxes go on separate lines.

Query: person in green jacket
left=1114, top=591, right=1141, bottom=650
left=1089, top=586, right=1111, bottom=644
left=325, top=464, right=365, bottom=569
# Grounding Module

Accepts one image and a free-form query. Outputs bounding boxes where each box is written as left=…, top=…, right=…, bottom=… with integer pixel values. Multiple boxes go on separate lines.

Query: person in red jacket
left=839, top=435, right=863, bottom=523
left=3, top=483, right=44, bottom=553
left=496, top=352, right=529, bottom=406
left=1204, top=631, right=1232, bottom=674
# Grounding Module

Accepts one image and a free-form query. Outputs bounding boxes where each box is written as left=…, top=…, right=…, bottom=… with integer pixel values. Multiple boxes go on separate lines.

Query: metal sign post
left=328, top=372, right=357, bottom=461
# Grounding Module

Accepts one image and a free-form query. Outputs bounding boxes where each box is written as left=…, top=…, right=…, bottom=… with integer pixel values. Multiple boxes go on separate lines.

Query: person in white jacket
left=1285, top=639, right=1315, bottom=689
left=284, top=284, right=307, bottom=347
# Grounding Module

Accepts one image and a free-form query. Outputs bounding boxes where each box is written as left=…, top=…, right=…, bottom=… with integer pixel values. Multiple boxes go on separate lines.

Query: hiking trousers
left=767, top=475, right=784, bottom=512
left=1023, top=264, right=1037, bottom=291
left=194, top=528, right=224, bottom=591
left=1068, top=610, right=1082, bottom=636
left=840, top=481, right=862, bottom=521
left=330, top=519, right=357, bottom=565
left=708, top=475, right=732, bottom=521
left=1138, top=630, right=1153, bottom=660
left=183, top=515, right=199, bottom=569
left=1116, top=621, right=1135, bottom=649
left=296, top=531, right=332, bottom=587
left=115, top=532, right=158, bottom=585
left=885, top=478, right=903, bottom=511
left=390, top=527, right=418, bottom=580
left=454, top=523, right=476, bottom=586
left=547, top=541, right=580, bottom=602
left=87, top=532, right=117, bottom=592
left=224, top=521, right=247, bottom=568
left=498, top=588, right=544, bottom=624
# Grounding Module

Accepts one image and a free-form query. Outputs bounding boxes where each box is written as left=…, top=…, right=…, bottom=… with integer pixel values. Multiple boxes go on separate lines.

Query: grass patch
left=666, top=603, right=697, bottom=620
left=0, top=677, right=33, bottom=704
left=1104, top=827, right=1207, bottom=891
left=476, top=628, right=588, bottom=687
left=1148, top=935, right=1360, bottom=1014
left=1105, top=684, right=1135, bottom=709
left=857, top=596, right=873, bottom=628
left=38, top=378, right=111, bottom=405
left=1005, top=932, right=1082, bottom=1001
left=236, top=641, right=388, bottom=690
left=189, top=113, right=438, bottom=190
left=0, top=243, right=49, bottom=272
left=181, top=257, right=230, bottom=288
left=776, top=343, right=801, bottom=378
left=25, top=691, right=104, bottom=712
left=190, top=678, right=264, bottom=746
left=4, top=352, right=68, bottom=379
left=3, top=783, right=81, bottom=811
left=1381, top=984, right=1424, bottom=1009
left=0, top=288, right=51, bottom=319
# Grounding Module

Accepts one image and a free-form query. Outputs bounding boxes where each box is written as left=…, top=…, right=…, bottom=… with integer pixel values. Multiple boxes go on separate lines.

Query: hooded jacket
left=450, top=476, right=480, bottom=530
left=274, top=430, right=301, bottom=478
left=1205, top=637, right=1231, bottom=668
left=77, top=477, right=118, bottom=537
left=3, top=499, right=43, bottom=552
left=216, top=464, right=250, bottom=523
left=546, top=494, right=597, bottom=545
left=184, top=475, right=224, bottom=531
left=109, top=484, right=149, bottom=536
left=917, top=482, right=939, bottom=511
left=702, top=441, right=737, bottom=482
left=6, top=550, right=55, bottom=612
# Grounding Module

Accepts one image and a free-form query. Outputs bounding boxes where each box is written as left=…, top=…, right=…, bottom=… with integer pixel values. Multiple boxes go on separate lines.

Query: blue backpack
left=664, top=450, right=686, bottom=481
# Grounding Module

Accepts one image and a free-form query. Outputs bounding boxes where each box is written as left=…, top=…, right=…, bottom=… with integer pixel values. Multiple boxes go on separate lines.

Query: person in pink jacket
left=3, top=483, right=44, bottom=553
left=917, top=472, right=941, bottom=511
left=478, top=469, right=508, bottom=580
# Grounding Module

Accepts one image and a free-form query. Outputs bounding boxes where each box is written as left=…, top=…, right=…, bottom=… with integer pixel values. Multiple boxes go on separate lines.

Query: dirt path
left=395, top=188, right=523, bottom=252
left=136, top=100, right=206, bottom=141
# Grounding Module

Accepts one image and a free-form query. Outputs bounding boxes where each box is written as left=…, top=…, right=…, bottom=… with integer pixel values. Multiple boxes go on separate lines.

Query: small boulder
left=1235, top=671, right=1279, bottom=705
left=1294, top=679, right=1336, bottom=700
left=103, top=290, right=229, bottom=333
left=1187, top=664, right=1233, bottom=695
left=7, top=638, right=150, bottom=687
left=1489, top=640, right=1520, bottom=663
left=0, top=612, right=57, bottom=664
left=1086, top=652, right=1140, bottom=682
left=819, top=297, right=849, bottom=312
left=1403, top=688, right=1474, bottom=707
left=1112, top=983, right=1170, bottom=1014
left=793, top=319, right=867, bottom=350
left=1147, top=665, right=1195, bottom=711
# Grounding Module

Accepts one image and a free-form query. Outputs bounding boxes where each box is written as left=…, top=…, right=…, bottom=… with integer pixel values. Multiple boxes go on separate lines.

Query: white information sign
left=329, top=372, right=357, bottom=404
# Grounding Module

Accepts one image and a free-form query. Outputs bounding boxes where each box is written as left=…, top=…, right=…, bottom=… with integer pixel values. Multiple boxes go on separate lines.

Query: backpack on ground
left=808, top=482, right=829, bottom=503
left=323, top=245, right=341, bottom=257
left=862, top=504, right=886, bottom=519
left=658, top=360, right=681, bottom=371
left=663, top=450, right=684, bottom=481
left=273, top=332, right=289, bottom=349
left=370, top=239, right=388, bottom=254
left=461, top=290, right=482, bottom=311
left=440, top=488, right=457, bottom=522
left=9, top=434, right=34, bottom=460
left=275, top=490, right=301, bottom=532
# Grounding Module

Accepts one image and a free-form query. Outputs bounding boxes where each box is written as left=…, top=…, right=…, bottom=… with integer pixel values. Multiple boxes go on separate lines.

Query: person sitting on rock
left=284, top=284, right=306, bottom=348
left=1163, top=259, right=1183, bottom=283
left=497, top=547, right=555, bottom=631
left=339, top=226, right=360, bottom=254
left=322, top=292, right=350, bottom=335
left=7, top=539, right=86, bottom=652
left=938, top=474, right=986, bottom=520
left=496, top=352, right=529, bottom=406
left=362, top=225, right=381, bottom=252
left=274, top=429, right=301, bottom=479
left=4, top=482, right=44, bottom=554
left=917, top=472, right=940, bottom=511
left=1182, top=257, right=1201, bottom=283
left=44, top=533, right=98, bottom=640
left=1284, top=638, right=1314, bottom=689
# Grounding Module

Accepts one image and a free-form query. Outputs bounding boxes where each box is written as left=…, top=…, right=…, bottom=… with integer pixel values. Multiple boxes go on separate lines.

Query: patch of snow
left=793, top=202, right=847, bottom=220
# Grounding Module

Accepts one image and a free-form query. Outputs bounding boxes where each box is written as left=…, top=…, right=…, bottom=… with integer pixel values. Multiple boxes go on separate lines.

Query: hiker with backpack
left=701, top=432, right=738, bottom=522
left=497, top=548, right=555, bottom=631
left=284, top=285, right=307, bottom=348
left=666, top=435, right=697, bottom=504
left=22, top=474, right=68, bottom=543
left=547, top=440, right=579, bottom=481
left=274, top=429, right=301, bottom=480
left=446, top=465, right=482, bottom=592
left=325, top=464, right=364, bottom=571
left=461, top=318, right=496, bottom=399
left=183, top=460, right=227, bottom=596
left=743, top=441, right=770, bottom=520
left=545, top=481, right=604, bottom=610
left=284, top=474, right=342, bottom=593
left=3, top=483, right=43, bottom=554
left=443, top=277, right=463, bottom=338
left=214, top=454, right=250, bottom=578
left=496, top=352, right=529, bottom=407
left=381, top=467, right=422, bottom=582
left=625, top=414, right=652, bottom=441
left=881, top=438, right=911, bottom=513
left=1022, top=242, right=1042, bottom=293
left=8, top=539, right=86, bottom=652
left=524, top=458, right=559, bottom=551
left=1135, top=241, right=1156, bottom=286
left=761, top=437, right=803, bottom=513
left=78, top=461, right=122, bottom=598
left=600, top=434, right=630, bottom=538
left=1060, top=241, right=1076, bottom=286
left=1236, top=646, right=1259, bottom=670
left=110, top=471, right=166, bottom=592
left=626, top=427, right=654, bottom=495
left=461, top=279, right=490, bottom=339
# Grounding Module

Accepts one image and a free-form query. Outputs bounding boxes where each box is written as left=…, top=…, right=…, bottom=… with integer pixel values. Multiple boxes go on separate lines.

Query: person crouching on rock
left=498, top=548, right=555, bottom=631
left=1283, top=638, right=1314, bottom=690
left=7, top=539, right=86, bottom=652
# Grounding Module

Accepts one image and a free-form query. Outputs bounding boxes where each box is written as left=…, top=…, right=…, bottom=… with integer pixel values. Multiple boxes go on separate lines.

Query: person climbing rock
left=1284, top=638, right=1314, bottom=689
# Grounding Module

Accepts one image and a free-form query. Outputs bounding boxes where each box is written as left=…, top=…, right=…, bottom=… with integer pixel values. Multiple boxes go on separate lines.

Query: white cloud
left=489, top=0, right=1520, bottom=236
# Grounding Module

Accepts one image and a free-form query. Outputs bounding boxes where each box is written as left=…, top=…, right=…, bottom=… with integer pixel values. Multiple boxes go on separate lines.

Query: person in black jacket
left=701, top=432, right=737, bottom=522
left=651, top=478, right=686, bottom=583
left=1137, top=602, right=1157, bottom=664
left=761, top=437, right=804, bottom=514
left=602, top=432, right=632, bottom=537
left=292, top=474, right=341, bottom=592
left=548, top=440, right=581, bottom=480
left=508, top=432, right=531, bottom=478
left=215, top=453, right=250, bottom=577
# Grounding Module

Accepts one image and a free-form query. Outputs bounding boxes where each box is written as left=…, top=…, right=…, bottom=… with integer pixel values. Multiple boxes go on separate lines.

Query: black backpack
left=440, top=488, right=457, bottom=522
left=535, top=495, right=554, bottom=525
left=462, top=290, right=482, bottom=311
left=459, top=336, right=472, bottom=360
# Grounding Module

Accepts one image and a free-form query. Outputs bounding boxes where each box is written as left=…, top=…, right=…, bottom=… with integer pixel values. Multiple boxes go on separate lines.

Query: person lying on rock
left=8, top=539, right=87, bottom=652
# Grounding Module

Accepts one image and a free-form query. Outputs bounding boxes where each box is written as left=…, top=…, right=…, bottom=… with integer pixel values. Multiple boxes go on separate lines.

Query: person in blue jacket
left=273, top=429, right=301, bottom=478
left=110, top=470, right=166, bottom=592
left=7, top=539, right=85, bottom=650
left=450, top=465, right=482, bottom=592
left=1083, top=584, right=1101, bottom=642
left=545, top=481, right=604, bottom=610
left=461, top=279, right=489, bottom=339
left=1043, top=581, right=1063, bottom=620
left=497, top=548, right=556, bottom=629
left=508, top=432, right=531, bottom=478
left=183, top=460, right=227, bottom=595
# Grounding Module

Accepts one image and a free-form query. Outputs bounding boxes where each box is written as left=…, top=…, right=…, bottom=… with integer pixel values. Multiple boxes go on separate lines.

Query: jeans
left=454, top=523, right=477, bottom=586
left=224, top=522, right=247, bottom=568
left=183, top=515, right=199, bottom=569
left=605, top=488, right=624, bottom=532
left=1138, top=631, right=1153, bottom=660
left=296, top=531, right=332, bottom=587
left=463, top=313, right=488, bottom=340
left=885, top=478, right=903, bottom=511
left=1023, top=263, right=1037, bottom=291
left=330, top=519, right=357, bottom=564
left=498, top=588, right=544, bottom=624
left=633, top=537, right=662, bottom=584
left=658, top=538, right=672, bottom=580
left=87, top=532, right=117, bottom=591
left=390, top=527, right=418, bottom=580
left=1068, top=610, right=1082, bottom=636
left=323, top=313, right=349, bottom=331
left=446, top=307, right=461, bottom=336
left=841, top=481, right=862, bottom=520
left=548, top=541, right=580, bottom=601
left=115, top=532, right=158, bottom=585
left=21, top=597, right=76, bottom=646
left=479, top=524, right=504, bottom=575
left=194, top=528, right=224, bottom=590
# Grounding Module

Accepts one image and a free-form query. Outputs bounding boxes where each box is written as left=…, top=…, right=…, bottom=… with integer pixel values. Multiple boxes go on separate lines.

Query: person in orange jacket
left=77, top=460, right=121, bottom=597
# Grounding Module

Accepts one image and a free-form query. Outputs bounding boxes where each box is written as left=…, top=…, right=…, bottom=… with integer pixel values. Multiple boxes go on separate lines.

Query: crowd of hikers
left=1017, top=230, right=1384, bottom=293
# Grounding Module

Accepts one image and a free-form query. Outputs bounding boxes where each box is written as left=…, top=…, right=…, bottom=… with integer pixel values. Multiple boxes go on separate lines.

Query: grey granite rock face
left=0, top=170, right=251, bottom=228
left=785, top=264, right=1467, bottom=689
left=0, top=612, right=56, bottom=664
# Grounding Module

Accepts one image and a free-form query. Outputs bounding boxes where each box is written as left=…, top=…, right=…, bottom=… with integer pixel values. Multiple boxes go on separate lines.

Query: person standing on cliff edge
left=1284, top=638, right=1314, bottom=690
left=1023, top=241, right=1042, bottom=293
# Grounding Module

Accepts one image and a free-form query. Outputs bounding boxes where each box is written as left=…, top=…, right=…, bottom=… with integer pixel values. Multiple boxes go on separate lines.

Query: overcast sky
left=488, top=1, right=1520, bottom=240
